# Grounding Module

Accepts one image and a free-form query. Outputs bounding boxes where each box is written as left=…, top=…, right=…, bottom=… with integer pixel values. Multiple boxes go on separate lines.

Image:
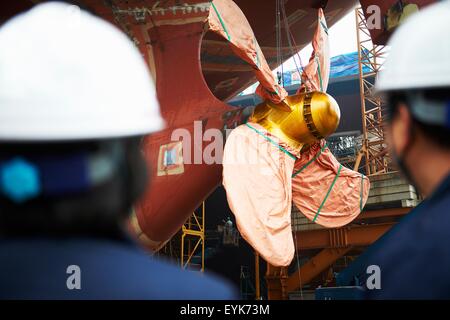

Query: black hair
left=0, top=137, right=148, bottom=240
left=387, top=88, right=450, bottom=150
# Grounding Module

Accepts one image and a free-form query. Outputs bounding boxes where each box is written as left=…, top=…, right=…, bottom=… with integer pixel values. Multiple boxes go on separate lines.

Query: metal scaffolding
left=181, top=202, right=205, bottom=272
left=356, top=7, right=390, bottom=176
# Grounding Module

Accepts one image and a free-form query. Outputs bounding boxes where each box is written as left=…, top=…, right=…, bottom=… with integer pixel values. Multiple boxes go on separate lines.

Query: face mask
left=391, top=127, right=421, bottom=195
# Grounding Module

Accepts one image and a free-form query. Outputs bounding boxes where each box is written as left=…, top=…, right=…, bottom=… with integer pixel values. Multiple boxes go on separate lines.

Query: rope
left=292, top=143, right=328, bottom=178
left=279, top=0, right=314, bottom=90
left=320, top=20, right=329, bottom=35
left=276, top=0, right=284, bottom=87
left=275, top=0, right=281, bottom=67
left=245, top=123, right=296, bottom=160
left=313, top=164, right=343, bottom=222
left=292, top=229, right=304, bottom=300
left=290, top=142, right=327, bottom=300
left=316, top=55, right=324, bottom=92
left=280, top=1, right=302, bottom=77
left=360, top=174, right=365, bottom=211
left=210, top=1, right=230, bottom=41
left=253, top=37, right=261, bottom=69
left=315, top=15, right=329, bottom=92
left=275, top=3, right=325, bottom=300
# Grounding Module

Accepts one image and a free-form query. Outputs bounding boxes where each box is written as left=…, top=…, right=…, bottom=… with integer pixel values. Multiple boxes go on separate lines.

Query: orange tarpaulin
left=291, top=141, right=370, bottom=228
left=208, top=0, right=287, bottom=104
left=223, top=123, right=296, bottom=266
left=223, top=124, right=370, bottom=266
left=298, top=8, right=330, bottom=93
left=222, top=8, right=370, bottom=267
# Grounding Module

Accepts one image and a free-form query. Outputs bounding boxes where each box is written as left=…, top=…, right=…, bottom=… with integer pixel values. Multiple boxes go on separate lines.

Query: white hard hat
left=0, top=2, right=164, bottom=141
left=375, top=1, right=450, bottom=93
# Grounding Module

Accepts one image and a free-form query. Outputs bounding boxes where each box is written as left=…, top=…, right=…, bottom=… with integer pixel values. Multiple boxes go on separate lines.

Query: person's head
left=376, top=1, right=450, bottom=197
left=0, top=3, right=164, bottom=237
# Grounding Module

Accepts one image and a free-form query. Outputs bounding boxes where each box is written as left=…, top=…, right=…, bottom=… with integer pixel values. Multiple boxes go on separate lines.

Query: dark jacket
left=365, top=173, right=450, bottom=299
left=0, top=235, right=237, bottom=299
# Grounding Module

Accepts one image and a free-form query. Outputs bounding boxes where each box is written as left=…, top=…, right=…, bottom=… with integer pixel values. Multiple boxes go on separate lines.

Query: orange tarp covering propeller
left=292, top=140, right=370, bottom=228
left=223, top=125, right=370, bottom=266
left=208, top=0, right=287, bottom=104
left=298, top=8, right=330, bottom=93
left=222, top=7, right=370, bottom=267
left=223, top=123, right=296, bottom=267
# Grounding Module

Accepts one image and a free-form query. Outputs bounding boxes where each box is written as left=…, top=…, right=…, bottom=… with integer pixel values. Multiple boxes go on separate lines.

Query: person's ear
left=390, top=103, right=412, bottom=156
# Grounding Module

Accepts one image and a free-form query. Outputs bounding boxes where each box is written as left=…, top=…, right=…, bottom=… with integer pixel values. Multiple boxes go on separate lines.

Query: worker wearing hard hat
left=0, top=2, right=236, bottom=299
left=364, top=1, right=450, bottom=299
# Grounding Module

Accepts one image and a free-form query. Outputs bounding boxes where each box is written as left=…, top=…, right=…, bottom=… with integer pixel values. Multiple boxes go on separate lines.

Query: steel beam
left=295, top=223, right=394, bottom=250
left=286, top=247, right=352, bottom=293
left=356, top=207, right=410, bottom=220
left=265, top=265, right=289, bottom=300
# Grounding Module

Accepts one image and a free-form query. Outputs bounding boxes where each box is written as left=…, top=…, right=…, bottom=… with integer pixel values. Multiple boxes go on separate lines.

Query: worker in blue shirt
left=0, top=2, right=236, bottom=300
left=363, top=1, right=450, bottom=299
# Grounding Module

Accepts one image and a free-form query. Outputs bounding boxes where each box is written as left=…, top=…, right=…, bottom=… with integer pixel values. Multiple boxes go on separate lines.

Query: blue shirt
left=365, top=173, right=450, bottom=299
left=0, top=236, right=237, bottom=300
